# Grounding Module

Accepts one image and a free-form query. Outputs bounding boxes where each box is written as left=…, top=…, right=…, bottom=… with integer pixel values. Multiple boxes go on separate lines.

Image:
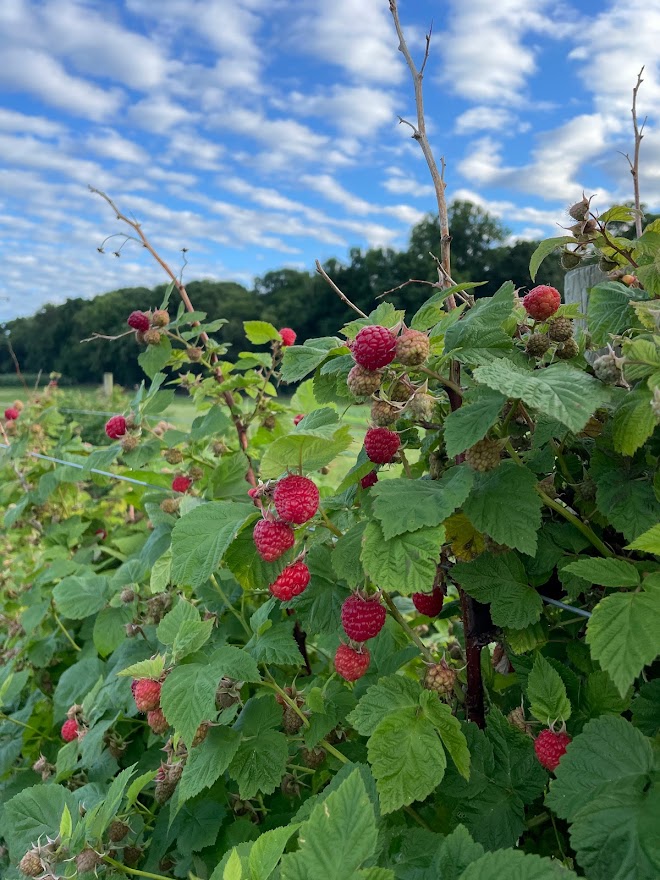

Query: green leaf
left=463, top=461, right=542, bottom=556
left=612, top=388, right=657, bottom=456
left=53, top=574, right=109, bottom=619
left=157, top=598, right=200, bottom=645
left=586, top=580, right=660, bottom=696
left=117, top=655, right=166, bottom=679
left=171, top=501, right=256, bottom=588
left=229, top=730, right=288, bottom=800
left=160, top=663, right=219, bottom=745
left=209, top=646, right=262, bottom=683
left=546, top=716, right=657, bottom=880
left=420, top=691, right=470, bottom=780
left=444, top=389, right=507, bottom=458
left=244, top=321, right=281, bottom=345
left=347, top=676, right=422, bottom=736
left=563, top=558, right=640, bottom=587
left=529, top=236, right=576, bottom=281
left=583, top=670, right=631, bottom=719
left=587, top=282, right=642, bottom=346
left=259, top=424, right=353, bottom=478
left=600, top=205, right=637, bottom=224
left=4, top=784, right=77, bottom=861
left=459, top=849, right=578, bottom=879
left=371, top=468, right=474, bottom=539
left=86, top=765, right=135, bottom=839
left=281, top=337, right=346, bottom=383
left=280, top=769, right=378, bottom=880
left=435, top=826, right=484, bottom=880
left=527, top=653, right=571, bottom=724
left=224, top=848, right=244, bottom=880
left=361, top=521, right=443, bottom=595
left=452, top=553, right=542, bottom=629
left=473, top=361, right=609, bottom=433
left=444, top=282, right=515, bottom=354
left=332, top=522, right=367, bottom=589
left=138, top=336, right=172, bottom=378
left=249, top=823, right=300, bottom=880
left=631, top=680, right=660, bottom=736
left=368, top=708, right=446, bottom=813
left=172, top=619, right=215, bottom=660
left=246, top=622, right=303, bottom=666
left=177, top=727, right=241, bottom=804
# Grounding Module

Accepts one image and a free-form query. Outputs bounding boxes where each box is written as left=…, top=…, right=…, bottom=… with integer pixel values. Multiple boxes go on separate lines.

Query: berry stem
left=418, top=366, right=463, bottom=396
left=209, top=574, right=251, bottom=636
left=381, top=592, right=434, bottom=662
left=320, top=508, right=343, bottom=537
left=398, top=449, right=413, bottom=479
left=103, top=855, right=172, bottom=880
left=51, top=603, right=81, bottom=652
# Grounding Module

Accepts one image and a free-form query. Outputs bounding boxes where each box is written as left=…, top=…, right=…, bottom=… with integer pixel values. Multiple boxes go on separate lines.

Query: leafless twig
left=629, top=68, right=646, bottom=237
left=5, top=336, right=29, bottom=393
left=315, top=260, right=368, bottom=318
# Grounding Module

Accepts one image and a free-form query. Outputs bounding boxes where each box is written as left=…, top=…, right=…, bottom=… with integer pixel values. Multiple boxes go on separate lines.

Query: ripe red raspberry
left=4, top=407, right=19, bottom=420
left=335, top=644, right=370, bottom=681
left=352, top=325, right=397, bottom=370
left=293, top=413, right=304, bottom=426
left=347, top=364, right=381, bottom=397
left=412, top=585, right=444, bottom=617
left=534, top=729, right=571, bottom=771
left=105, top=415, right=127, bottom=439
left=364, top=427, right=400, bottom=463
left=523, top=285, right=561, bottom=321
left=269, top=560, right=310, bottom=601
left=395, top=329, right=430, bottom=366
left=273, top=474, right=319, bottom=524
left=132, top=678, right=162, bottom=712
left=172, top=475, right=193, bottom=493
left=360, top=470, right=378, bottom=489
left=147, top=707, right=169, bottom=735
left=279, top=327, right=297, bottom=346
left=341, top=593, right=386, bottom=641
left=253, top=518, right=295, bottom=562
left=127, top=310, right=150, bottom=332
left=61, top=718, right=79, bottom=742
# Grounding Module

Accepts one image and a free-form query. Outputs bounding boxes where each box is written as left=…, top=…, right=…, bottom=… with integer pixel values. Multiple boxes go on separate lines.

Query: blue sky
left=1, top=0, right=659, bottom=322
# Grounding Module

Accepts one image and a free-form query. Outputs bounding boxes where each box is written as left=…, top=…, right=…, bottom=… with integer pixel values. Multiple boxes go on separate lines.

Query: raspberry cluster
left=126, top=308, right=171, bottom=343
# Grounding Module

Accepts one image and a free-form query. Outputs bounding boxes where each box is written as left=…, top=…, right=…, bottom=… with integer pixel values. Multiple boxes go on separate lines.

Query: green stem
left=525, top=812, right=550, bottom=829
left=51, top=605, right=81, bottom=651
left=0, top=712, right=54, bottom=740
left=551, top=441, right=574, bottom=484
left=398, top=448, right=413, bottom=479
left=209, top=574, right=251, bottom=636
left=404, top=805, right=433, bottom=831
left=498, top=398, right=520, bottom=435
left=103, top=855, right=173, bottom=880
left=319, top=739, right=349, bottom=764
left=381, top=592, right=434, bottom=662
left=419, top=366, right=463, bottom=396
left=262, top=672, right=310, bottom=727
left=320, top=508, right=343, bottom=537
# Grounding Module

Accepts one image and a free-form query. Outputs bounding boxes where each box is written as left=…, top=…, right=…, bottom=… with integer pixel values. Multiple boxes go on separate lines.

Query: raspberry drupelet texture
left=172, top=475, right=193, bottom=493
left=465, top=438, right=501, bottom=472
left=253, top=518, right=296, bottom=562
left=360, top=470, right=378, bottom=489
left=269, top=561, right=310, bottom=601
left=364, top=427, right=400, bottom=463
left=424, top=661, right=457, bottom=697
left=105, top=415, right=127, bottom=439
left=273, top=474, right=320, bottom=524
left=335, top=644, right=371, bottom=681
left=279, top=327, right=297, bottom=346
left=127, top=310, right=150, bottom=332
left=522, top=285, right=561, bottom=321
left=341, top=593, right=386, bottom=641
left=395, top=329, right=430, bottom=366
left=132, top=678, right=162, bottom=713
left=147, top=707, right=170, bottom=735
left=61, top=718, right=80, bottom=742
left=4, top=407, right=19, bottom=420
left=352, top=325, right=397, bottom=370
left=412, top=585, right=444, bottom=617
left=347, top=364, right=382, bottom=397
left=534, top=728, right=571, bottom=771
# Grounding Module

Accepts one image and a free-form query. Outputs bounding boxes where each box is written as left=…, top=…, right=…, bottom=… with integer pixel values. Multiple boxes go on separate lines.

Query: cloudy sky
left=1, top=0, right=659, bottom=321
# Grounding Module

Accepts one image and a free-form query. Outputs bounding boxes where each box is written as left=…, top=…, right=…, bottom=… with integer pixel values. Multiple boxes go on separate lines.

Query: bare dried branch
left=315, top=260, right=368, bottom=318
left=630, top=67, right=646, bottom=237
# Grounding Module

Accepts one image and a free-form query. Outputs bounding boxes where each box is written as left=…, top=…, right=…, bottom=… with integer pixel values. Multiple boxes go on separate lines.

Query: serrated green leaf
left=347, top=676, right=422, bottom=736
left=244, top=321, right=281, bottom=345
left=529, top=237, right=576, bottom=281
left=209, top=645, right=262, bottom=683
left=371, top=468, right=474, bottom=539
left=4, top=784, right=77, bottom=861
left=138, top=336, right=172, bottom=378
left=117, top=656, right=166, bottom=679
left=361, top=521, right=443, bottom=595
left=527, top=653, right=571, bottom=724
left=177, top=727, right=241, bottom=805
left=612, top=388, right=657, bottom=456
left=586, top=581, right=660, bottom=696
left=249, top=823, right=300, bottom=880
left=631, top=679, right=660, bottom=736
left=246, top=622, right=303, bottom=666
left=259, top=425, right=353, bottom=478
left=435, top=825, right=484, bottom=880
left=473, top=361, right=609, bottom=433
left=160, top=663, right=219, bottom=745
left=53, top=574, right=109, bottom=619
left=588, top=281, right=646, bottom=346
left=452, top=553, right=543, bottom=629
left=172, top=618, right=214, bottom=660
left=463, top=461, right=542, bottom=556
left=281, top=337, right=346, bottom=383
left=229, top=730, right=288, bottom=800
left=420, top=691, right=470, bottom=780
left=444, top=389, right=506, bottom=458
left=332, top=521, right=367, bottom=588
left=563, top=558, right=640, bottom=587
left=171, top=501, right=256, bottom=588
left=444, top=282, right=515, bottom=354
left=460, top=849, right=578, bottom=879
left=157, top=598, right=200, bottom=645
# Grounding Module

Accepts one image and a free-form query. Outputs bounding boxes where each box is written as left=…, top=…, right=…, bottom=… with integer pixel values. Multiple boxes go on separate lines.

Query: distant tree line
left=0, top=201, right=564, bottom=387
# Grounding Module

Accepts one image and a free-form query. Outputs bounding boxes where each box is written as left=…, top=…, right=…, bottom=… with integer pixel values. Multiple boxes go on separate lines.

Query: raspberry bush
left=0, top=7, right=658, bottom=880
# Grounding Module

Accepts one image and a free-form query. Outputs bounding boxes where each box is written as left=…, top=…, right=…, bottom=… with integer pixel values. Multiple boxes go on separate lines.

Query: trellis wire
left=1, top=443, right=594, bottom=619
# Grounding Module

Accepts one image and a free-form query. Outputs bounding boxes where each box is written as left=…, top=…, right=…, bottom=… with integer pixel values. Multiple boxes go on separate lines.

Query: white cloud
left=0, top=109, right=65, bottom=138
left=128, top=96, right=194, bottom=134
left=286, top=85, right=397, bottom=137
left=383, top=167, right=434, bottom=198
left=86, top=130, right=149, bottom=165
left=300, top=174, right=372, bottom=215
left=455, top=106, right=517, bottom=135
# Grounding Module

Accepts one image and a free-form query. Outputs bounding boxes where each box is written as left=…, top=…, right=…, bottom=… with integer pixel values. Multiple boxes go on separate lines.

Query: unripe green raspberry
left=213, top=440, right=228, bottom=456
left=160, top=497, right=180, bottom=515
left=300, top=746, right=326, bottom=768
left=593, top=352, right=621, bottom=384
left=347, top=364, right=381, bottom=397
left=189, top=466, right=204, bottom=481
left=370, top=399, right=399, bottom=426
left=163, top=448, right=183, bottom=464
left=525, top=333, right=550, bottom=357
left=108, top=820, right=130, bottom=842
left=423, top=661, right=456, bottom=697
left=155, top=763, right=183, bottom=804
left=548, top=317, right=573, bottom=342
left=556, top=338, right=579, bottom=360
left=187, top=347, right=203, bottom=362
left=123, top=846, right=142, bottom=867
left=144, top=328, right=162, bottom=346
left=121, top=434, right=140, bottom=453
left=407, top=392, right=436, bottom=421
left=561, top=251, right=582, bottom=270
left=120, top=588, right=135, bottom=604
left=76, top=849, right=101, bottom=873
left=152, top=309, right=170, bottom=327
left=568, top=195, right=590, bottom=221
left=466, top=438, right=501, bottom=472
left=395, top=329, right=430, bottom=366
left=389, top=379, right=411, bottom=402
left=19, top=852, right=43, bottom=877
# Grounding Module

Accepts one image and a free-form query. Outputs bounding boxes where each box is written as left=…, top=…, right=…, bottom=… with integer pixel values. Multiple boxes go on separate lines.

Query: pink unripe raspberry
left=269, top=561, right=310, bottom=601
left=360, top=470, right=378, bottom=489
left=105, top=415, right=127, bottom=439
left=253, top=518, right=295, bottom=562
left=412, top=585, right=444, bottom=617
left=352, top=325, right=397, bottom=370
left=534, top=729, right=571, bottom=771
left=335, top=644, right=370, bottom=681
left=395, top=329, right=430, bottom=366
left=4, top=407, right=19, bottom=420
left=364, top=427, right=400, bottom=463
left=279, top=327, right=297, bottom=346
left=273, top=474, right=319, bottom=524
left=522, top=285, right=561, bottom=321
left=341, top=593, right=386, bottom=641
left=172, top=475, right=193, bottom=493
left=132, top=678, right=162, bottom=712
left=61, top=718, right=79, bottom=742
left=127, top=310, right=151, bottom=332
